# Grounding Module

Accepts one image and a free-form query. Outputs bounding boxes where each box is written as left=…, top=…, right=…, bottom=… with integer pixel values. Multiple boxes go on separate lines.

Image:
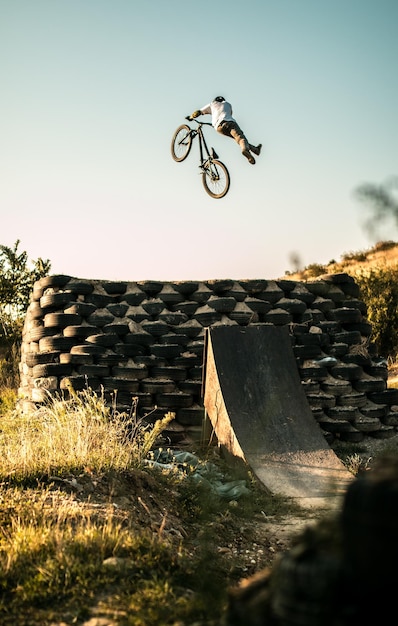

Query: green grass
left=0, top=484, right=200, bottom=625
left=0, top=385, right=298, bottom=625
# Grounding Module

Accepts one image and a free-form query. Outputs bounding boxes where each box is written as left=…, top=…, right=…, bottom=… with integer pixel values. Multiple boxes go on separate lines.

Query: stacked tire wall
left=18, top=273, right=398, bottom=447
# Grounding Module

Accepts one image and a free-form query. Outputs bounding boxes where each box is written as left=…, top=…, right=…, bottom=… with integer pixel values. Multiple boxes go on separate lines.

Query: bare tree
left=355, top=176, right=398, bottom=238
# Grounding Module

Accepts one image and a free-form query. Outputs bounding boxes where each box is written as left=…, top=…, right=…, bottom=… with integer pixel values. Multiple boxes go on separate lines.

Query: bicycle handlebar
left=185, top=116, right=213, bottom=127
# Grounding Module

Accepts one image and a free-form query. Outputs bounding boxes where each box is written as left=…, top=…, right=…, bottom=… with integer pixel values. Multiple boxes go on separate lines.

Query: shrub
left=355, top=265, right=398, bottom=356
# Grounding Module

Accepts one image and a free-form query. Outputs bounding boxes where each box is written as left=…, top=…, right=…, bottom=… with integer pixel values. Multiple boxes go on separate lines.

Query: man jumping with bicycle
left=190, top=96, right=262, bottom=165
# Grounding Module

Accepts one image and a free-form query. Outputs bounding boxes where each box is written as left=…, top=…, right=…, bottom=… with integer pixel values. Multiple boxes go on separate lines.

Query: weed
left=344, top=453, right=372, bottom=475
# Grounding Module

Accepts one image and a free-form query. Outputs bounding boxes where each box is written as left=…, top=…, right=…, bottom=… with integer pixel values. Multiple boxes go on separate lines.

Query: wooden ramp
left=203, top=325, right=353, bottom=509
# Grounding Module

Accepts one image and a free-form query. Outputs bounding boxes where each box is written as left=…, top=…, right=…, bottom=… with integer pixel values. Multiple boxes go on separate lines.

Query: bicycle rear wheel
left=202, top=159, right=230, bottom=199
left=171, top=124, right=192, bottom=162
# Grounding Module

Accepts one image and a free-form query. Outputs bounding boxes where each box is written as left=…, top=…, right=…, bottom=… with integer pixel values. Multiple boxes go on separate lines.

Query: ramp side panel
left=203, top=333, right=246, bottom=460
left=203, top=325, right=353, bottom=506
left=205, top=325, right=329, bottom=454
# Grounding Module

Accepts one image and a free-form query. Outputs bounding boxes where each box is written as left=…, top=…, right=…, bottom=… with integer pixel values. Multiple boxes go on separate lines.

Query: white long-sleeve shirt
left=200, top=100, right=236, bottom=129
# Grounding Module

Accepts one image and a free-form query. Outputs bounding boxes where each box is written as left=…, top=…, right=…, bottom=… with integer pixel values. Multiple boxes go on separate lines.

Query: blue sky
left=2, top=0, right=398, bottom=281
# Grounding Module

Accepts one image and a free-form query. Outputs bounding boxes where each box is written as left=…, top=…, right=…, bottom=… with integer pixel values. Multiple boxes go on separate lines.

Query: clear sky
left=2, top=0, right=398, bottom=281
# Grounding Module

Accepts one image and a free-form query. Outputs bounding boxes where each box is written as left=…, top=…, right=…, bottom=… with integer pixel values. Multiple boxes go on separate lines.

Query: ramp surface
left=203, top=325, right=353, bottom=509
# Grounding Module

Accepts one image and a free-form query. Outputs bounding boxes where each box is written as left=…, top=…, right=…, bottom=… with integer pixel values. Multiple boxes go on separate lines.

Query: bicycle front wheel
left=171, top=124, right=193, bottom=162
left=202, top=159, right=230, bottom=199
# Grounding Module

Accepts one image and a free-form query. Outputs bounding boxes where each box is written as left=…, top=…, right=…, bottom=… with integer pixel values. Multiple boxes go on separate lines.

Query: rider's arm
left=200, top=103, right=211, bottom=115
left=191, top=103, right=212, bottom=118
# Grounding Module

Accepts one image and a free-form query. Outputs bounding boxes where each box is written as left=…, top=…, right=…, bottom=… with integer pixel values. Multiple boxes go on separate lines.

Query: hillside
left=284, top=240, right=398, bottom=281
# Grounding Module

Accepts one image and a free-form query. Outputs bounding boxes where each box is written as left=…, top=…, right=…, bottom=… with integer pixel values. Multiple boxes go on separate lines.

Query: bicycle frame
left=186, top=118, right=219, bottom=166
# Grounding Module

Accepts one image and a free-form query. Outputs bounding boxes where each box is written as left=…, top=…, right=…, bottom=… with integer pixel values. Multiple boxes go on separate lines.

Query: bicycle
left=171, top=117, right=230, bottom=199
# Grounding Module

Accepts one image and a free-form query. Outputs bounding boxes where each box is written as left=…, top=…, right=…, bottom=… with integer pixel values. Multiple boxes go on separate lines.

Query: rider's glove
left=191, top=110, right=202, bottom=118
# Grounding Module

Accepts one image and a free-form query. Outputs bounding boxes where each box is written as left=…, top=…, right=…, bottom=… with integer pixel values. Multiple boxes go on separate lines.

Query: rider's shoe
left=242, top=149, right=255, bottom=164
left=250, top=144, right=262, bottom=156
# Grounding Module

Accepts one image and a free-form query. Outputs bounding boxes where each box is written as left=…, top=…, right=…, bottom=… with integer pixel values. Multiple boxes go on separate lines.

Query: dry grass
left=284, top=240, right=398, bottom=280
left=0, top=387, right=299, bottom=625
left=0, top=388, right=175, bottom=480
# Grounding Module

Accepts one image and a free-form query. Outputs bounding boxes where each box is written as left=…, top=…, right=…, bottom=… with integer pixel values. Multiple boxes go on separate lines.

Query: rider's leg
left=227, top=123, right=249, bottom=151
left=229, top=123, right=256, bottom=164
left=217, top=122, right=255, bottom=164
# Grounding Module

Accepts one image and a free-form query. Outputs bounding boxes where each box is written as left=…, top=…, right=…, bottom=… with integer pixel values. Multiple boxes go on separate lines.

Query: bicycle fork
left=200, top=149, right=219, bottom=171
left=199, top=131, right=218, bottom=166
